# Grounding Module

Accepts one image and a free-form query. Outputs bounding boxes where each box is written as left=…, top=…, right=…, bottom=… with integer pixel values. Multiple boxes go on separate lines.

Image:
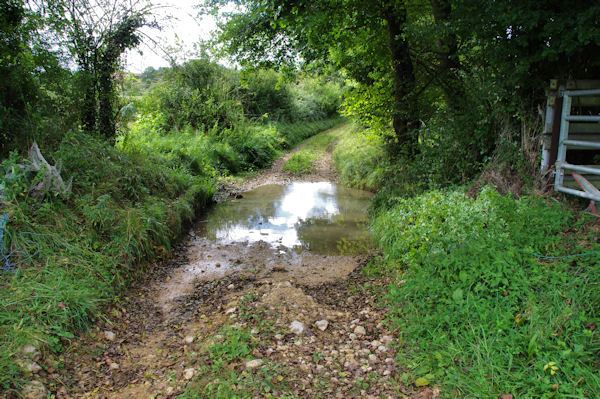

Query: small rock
left=246, top=359, right=264, bottom=369
left=183, top=368, right=195, bottom=380
left=290, top=320, right=305, bottom=335
left=315, top=320, right=329, bottom=331
left=354, top=326, right=366, bottom=336
left=184, top=335, right=194, bottom=344
left=227, top=284, right=235, bottom=290
left=22, top=380, right=47, bottom=399
left=25, top=361, right=42, bottom=374
left=104, top=331, right=115, bottom=341
left=381, top=335, right=393, bottom=344
left=23, top=345, right=40, bottom=361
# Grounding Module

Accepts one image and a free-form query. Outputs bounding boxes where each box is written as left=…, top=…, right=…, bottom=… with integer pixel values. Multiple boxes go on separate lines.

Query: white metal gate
left=554, top=89, right=600, bottom=202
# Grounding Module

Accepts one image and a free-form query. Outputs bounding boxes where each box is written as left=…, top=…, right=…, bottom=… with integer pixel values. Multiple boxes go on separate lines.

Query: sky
left=124, top=0, right=220, bottom=73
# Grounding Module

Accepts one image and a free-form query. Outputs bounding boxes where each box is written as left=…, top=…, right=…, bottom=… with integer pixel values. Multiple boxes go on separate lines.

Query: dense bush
left=239, top=69, right=295, bottom=121
left=370, top=188, right=600, bottom=397
left=127, top=61, right=344, bottom=133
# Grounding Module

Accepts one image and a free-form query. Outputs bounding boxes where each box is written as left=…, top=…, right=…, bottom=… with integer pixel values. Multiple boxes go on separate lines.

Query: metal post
left=554, top=94, right=572, bottom=189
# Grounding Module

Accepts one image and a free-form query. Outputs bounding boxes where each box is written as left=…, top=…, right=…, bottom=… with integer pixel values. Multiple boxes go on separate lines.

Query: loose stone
left=315, top=320, right=329, bottom=331
left=104, top=331, right=115, bottom=341
left=290, top=320, right=305, bottom=335
left=246, top=359, right=264, bottom=369
left=354, top=326, right=366, bottom=336
left=183, top=368, right=195, bottom=380
left=22, top=380, right=47, bottom=399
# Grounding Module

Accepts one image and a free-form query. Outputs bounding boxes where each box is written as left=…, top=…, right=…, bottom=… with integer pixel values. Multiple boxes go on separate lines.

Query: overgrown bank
left=0, top=117, right=342, bottom=394
left=333, top=125, right=600, bottom=397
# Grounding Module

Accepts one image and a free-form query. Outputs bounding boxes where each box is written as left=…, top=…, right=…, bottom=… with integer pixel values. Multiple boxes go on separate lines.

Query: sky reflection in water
left=198, top=182, right=372, bottom=254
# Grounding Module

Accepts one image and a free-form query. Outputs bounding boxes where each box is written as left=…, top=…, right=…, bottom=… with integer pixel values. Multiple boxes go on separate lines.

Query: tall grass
left=120, top=115, right=346, bottom=175
left=332, top=124, right=387, bottom=191
left=0, top=131, right=214, bottom=393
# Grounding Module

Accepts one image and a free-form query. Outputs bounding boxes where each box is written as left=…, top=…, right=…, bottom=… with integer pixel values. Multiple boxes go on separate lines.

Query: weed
left=283, top=152, right=316, bottom=175
left=181, top=324, right=291, bottom=399
left=370, top=187, right=600, bottom=397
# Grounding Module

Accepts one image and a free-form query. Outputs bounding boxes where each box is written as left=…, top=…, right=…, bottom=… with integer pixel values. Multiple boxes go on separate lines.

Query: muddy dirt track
left=35, top=125, right=438, bottom=399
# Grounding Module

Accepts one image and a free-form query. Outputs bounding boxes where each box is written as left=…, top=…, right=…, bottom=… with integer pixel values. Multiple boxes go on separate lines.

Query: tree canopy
left=204, top=0, right=600, bottom=166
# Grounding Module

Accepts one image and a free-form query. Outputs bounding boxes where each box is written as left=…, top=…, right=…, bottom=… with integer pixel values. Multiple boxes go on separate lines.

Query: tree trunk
left=81, top=65, right=97, bottom=135
left=383, top=1, right=419, bottom=156
left=98, top=65, right=116, bottom=139
left=430, top=0, right=463, bottom=107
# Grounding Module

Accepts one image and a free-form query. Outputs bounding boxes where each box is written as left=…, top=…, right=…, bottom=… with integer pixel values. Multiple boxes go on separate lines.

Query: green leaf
left=452, top=288, right=464, bottom=303
left=415, top=377, right=429, bottom=387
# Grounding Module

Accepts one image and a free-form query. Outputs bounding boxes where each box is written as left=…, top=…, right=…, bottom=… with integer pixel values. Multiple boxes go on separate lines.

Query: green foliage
left=0, top=0, right=77, bottom=156
left=120, top=103, right=344, bottom=176
left=276, top=117, right=344, bottom=149
left=290, top=75, right=345, bottom=121
left=370, top=188, right=600, bottom=397
left=129, top=60, right=344, bottom=135
left=332, top=124, right=387, bottom=191
left=0, top=132, right=214, bottom=392
left=283, top=152, right=316, bottom=175
left=156, top=60, right=244, bottom=131
left=208, top=0, right=600, bottom=190
left=239, top=68, right=295, bottom=121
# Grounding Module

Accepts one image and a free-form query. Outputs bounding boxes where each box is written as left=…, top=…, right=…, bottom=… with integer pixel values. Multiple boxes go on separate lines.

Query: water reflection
left=197, top=182, right=372, bottom=254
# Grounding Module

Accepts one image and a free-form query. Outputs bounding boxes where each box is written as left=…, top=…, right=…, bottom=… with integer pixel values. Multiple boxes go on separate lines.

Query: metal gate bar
left=554, top=89, right=600, bottom=202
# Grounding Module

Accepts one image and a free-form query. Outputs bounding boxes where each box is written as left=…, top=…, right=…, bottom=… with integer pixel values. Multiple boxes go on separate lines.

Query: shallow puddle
left=158, top=182, right=373, bottom=314
left=195, top=182, right=373, bottom=255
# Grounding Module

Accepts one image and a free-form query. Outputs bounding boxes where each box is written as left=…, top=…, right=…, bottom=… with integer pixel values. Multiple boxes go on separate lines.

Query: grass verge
left=332, top=124, right=387, bottom=191
left=369, top=187, right=600, bottom=397
left=0, top=131, right=214, bottom=393
left=282, top=124, right=343, bottom=175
